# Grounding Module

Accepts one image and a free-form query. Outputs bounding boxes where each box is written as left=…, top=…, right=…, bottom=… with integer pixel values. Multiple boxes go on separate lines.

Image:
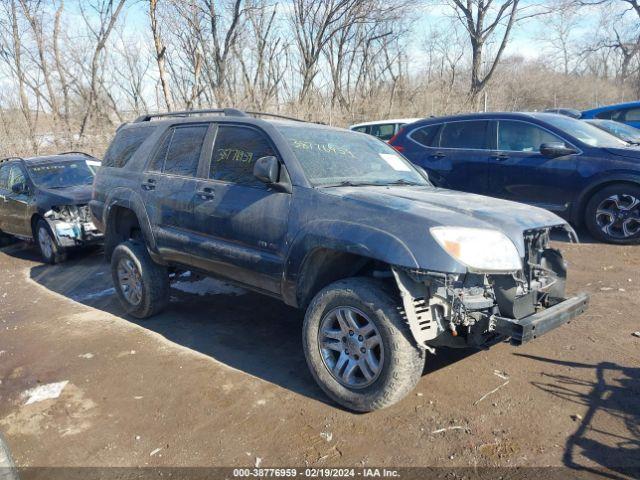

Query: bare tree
left=445, top=0, right=550, bottom=107
left=149, top=0, right=173, bottom=111
left=78, top=0, right=126, bottom=138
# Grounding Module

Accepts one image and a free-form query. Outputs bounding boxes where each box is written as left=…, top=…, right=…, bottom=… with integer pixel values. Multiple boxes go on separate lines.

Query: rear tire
left=585, top=184, right=640, bottom=244
left=303, top=277, right=425, bottom=412
left=35, top=219, right=66, bottom=264
left=111, top=241, right=169, bottom=319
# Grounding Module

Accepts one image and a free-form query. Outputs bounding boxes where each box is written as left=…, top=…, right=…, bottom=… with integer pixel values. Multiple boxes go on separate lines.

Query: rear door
left=488, top=119, right=579, bottom=212
left=142, top=123, right=212, bottom=265
left=190, top=124, right=291, bottom=294
left=408, top=120, right=491, bottom=194
left=0, top=163, right=31, bottom=237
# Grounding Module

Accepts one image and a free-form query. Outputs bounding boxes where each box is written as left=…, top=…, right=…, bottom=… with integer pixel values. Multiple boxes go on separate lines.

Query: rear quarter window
left=409, top=124, right=441, bottom=147
left=103, top=126, right=155, bottom=168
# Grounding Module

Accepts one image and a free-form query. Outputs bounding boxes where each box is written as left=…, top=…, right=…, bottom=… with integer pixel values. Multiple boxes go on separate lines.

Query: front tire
left=585, top=184, right=640, bottom=244
left=303, top=277, right=425, bottom=412
left=35, top=219, right=66, bottom=264
left=111, top=241, right=169, bottom=319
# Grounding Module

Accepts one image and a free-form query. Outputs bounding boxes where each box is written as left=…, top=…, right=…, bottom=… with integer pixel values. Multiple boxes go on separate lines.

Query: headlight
left=430, top=226, right=522, bottom=273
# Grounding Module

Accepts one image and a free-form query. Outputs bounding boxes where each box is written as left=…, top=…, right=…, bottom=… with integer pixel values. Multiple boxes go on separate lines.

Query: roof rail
left=0, top=156, right=23, bottom=164
left=244, top=111, right=306, bottom=123
left=133, top=108, right=249, bottom=123
left=57, top=151, right=95, bottom=158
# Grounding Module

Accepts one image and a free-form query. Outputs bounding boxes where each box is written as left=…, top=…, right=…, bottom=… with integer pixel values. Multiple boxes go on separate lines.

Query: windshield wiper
left=321, top=180, right=383, bottom=188
left=384, top=179, right=422, bottom=186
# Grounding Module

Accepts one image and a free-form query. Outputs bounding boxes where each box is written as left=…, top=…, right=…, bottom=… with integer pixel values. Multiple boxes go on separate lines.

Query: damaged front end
left=44, top=205, right=103, bottom=248
left=393, top=227, right=589, bottom=350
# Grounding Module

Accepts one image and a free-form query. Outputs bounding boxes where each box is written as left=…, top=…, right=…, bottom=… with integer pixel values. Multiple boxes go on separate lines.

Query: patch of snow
left=78, top=353, right=94, bottom=359
left=71, top=287, right=115, bottom=302
left=173, top=277, right=245, bottom=296
left=23, top=381, right=68, bottom=405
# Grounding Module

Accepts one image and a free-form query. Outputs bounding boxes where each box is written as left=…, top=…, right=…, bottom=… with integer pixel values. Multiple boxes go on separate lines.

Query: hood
left=323, top=186, right=570, bottom=256
left=38, top=184, right=93, bottom=207
left=604, top=147, right=640, bottom=161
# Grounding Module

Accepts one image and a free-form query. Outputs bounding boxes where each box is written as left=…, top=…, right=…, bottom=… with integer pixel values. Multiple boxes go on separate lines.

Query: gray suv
left=91, top=109, right=589, bottom=411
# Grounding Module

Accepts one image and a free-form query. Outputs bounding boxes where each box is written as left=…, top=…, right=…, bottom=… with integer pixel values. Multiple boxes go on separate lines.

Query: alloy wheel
left=117, top=258, right=143, bottom=306
left=318, top=307, right=384, bottom=389
left=595, top=194, right=640, bottom=239
left=37, top=226, right=53, bottom=260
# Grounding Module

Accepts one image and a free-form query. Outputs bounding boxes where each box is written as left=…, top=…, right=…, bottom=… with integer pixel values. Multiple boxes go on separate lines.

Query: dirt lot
left=0, top=235, right=638, bottom=477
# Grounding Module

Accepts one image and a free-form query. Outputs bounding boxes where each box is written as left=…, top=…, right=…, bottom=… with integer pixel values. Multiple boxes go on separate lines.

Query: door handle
left=141, top=178, right=156, bottom=190
left=490, top=153, right=510, bottom=161
left=196, top=187, right=215, bottom=200
left=431, top=151, right=446, bottom=159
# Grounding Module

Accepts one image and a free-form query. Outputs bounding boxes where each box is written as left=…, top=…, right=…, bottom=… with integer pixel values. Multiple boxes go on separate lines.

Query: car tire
left=111, top=240, right=169, bottom=319
left=303, top=277, right=425, bottom=412
left=35, top=219, right=66, bottom=264
left=585, top=184, right=640, bottom=244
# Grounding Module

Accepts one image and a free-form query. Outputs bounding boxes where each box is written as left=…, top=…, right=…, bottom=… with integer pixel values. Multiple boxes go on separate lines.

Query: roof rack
left=58, top=151, right=95, bottom=158
left=133, top=108, right=249, bottom=123
left=133, top=108, right=307, bottom=124
left=244, top=111, right=306, bottom=123
left=0, top=156, right=23, bottom=164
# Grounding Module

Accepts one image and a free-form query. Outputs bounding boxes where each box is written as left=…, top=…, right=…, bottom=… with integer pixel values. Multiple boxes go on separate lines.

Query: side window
left=440, top=121, right=489, bottom=150
left=352, top=126, right=368, bottom=134
left=497, top=121, right=564, bottom=152
left=370, top=123, right=396, bottom=141
left=0, top=165, right=9, bottom=190
left=147, top=130, right=173, bottom=172
left=623, top=108, right=640, bottom=122
left=210, top=126, right=277, bottom=187
left=7, top=165, right=26, bottom=189
left=161, top=125, right=208, bottom=177
left=409, top=124, right=441, bottom=147
left=595, top=110, right=613, bottom=120
left=103, top=127, right=153, bottom=168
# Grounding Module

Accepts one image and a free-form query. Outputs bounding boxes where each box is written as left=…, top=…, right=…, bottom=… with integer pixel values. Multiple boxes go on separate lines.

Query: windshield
left=587, top=120, right=640, bottom=144
left=27, top=160, right=94, bottom=188
left=540, top=114, right=628, bottom=148
left=276, top=125, right=428, bottom=187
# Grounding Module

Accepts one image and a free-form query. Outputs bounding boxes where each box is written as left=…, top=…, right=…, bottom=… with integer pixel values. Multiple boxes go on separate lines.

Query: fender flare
left=103, top=187, right=158, bottom=254
left=282, top=220, right=420, bottom=306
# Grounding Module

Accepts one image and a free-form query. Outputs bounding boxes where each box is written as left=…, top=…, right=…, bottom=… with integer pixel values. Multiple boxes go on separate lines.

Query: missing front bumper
left=493, top=292, right=590, bottom=346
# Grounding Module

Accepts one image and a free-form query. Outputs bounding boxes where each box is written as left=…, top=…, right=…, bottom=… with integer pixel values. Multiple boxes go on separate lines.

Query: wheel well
left=104, top=206, right=141, bottom=260
left=30, top=214, right=43, bottom=238
left=578, top=180, right=640, bottom=224
left=296, top=248, right=389, bottom=308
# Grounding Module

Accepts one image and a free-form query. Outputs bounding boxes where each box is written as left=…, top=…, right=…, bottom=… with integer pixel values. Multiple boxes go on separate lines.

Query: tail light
left=388, top=128, right=404, bottom=152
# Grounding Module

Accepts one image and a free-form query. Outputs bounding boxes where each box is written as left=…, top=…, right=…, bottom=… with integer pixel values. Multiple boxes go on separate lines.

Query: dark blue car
left=581, top=101, right=640, bottom=128
left=389, top=112, right=640, bottom=244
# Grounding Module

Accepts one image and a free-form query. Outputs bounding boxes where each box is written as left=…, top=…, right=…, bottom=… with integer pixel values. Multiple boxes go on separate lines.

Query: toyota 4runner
left=91, top=109, right=589, bottom=412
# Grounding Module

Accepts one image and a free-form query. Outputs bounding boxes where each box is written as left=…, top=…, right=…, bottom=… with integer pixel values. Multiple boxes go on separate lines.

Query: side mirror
left=11, top=182, right=28, bottom=195
left=540, top=142, right=577, bottom=158
left=254, top=156, right=280, bottom=184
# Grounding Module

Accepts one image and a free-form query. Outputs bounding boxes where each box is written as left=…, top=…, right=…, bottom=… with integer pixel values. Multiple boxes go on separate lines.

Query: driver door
left=191, top=124, right=291, bottom=294
left=0, top=163, right=32, bottom=237
left=488, top=120, right=580, bottom=213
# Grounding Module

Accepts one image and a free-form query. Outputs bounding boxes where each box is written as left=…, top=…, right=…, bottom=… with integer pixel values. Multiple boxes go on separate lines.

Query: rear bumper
left=493, top=292, right=590, bottom=346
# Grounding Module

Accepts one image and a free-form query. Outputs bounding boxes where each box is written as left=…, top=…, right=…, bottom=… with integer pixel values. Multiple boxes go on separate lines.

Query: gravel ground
left=0, top=237, right=638, bottom=478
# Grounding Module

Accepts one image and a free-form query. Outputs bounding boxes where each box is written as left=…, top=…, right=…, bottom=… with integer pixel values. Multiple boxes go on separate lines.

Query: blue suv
left=581, top=101, right=640, bottom=128
left=389, top=112, right=640, bottom=244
